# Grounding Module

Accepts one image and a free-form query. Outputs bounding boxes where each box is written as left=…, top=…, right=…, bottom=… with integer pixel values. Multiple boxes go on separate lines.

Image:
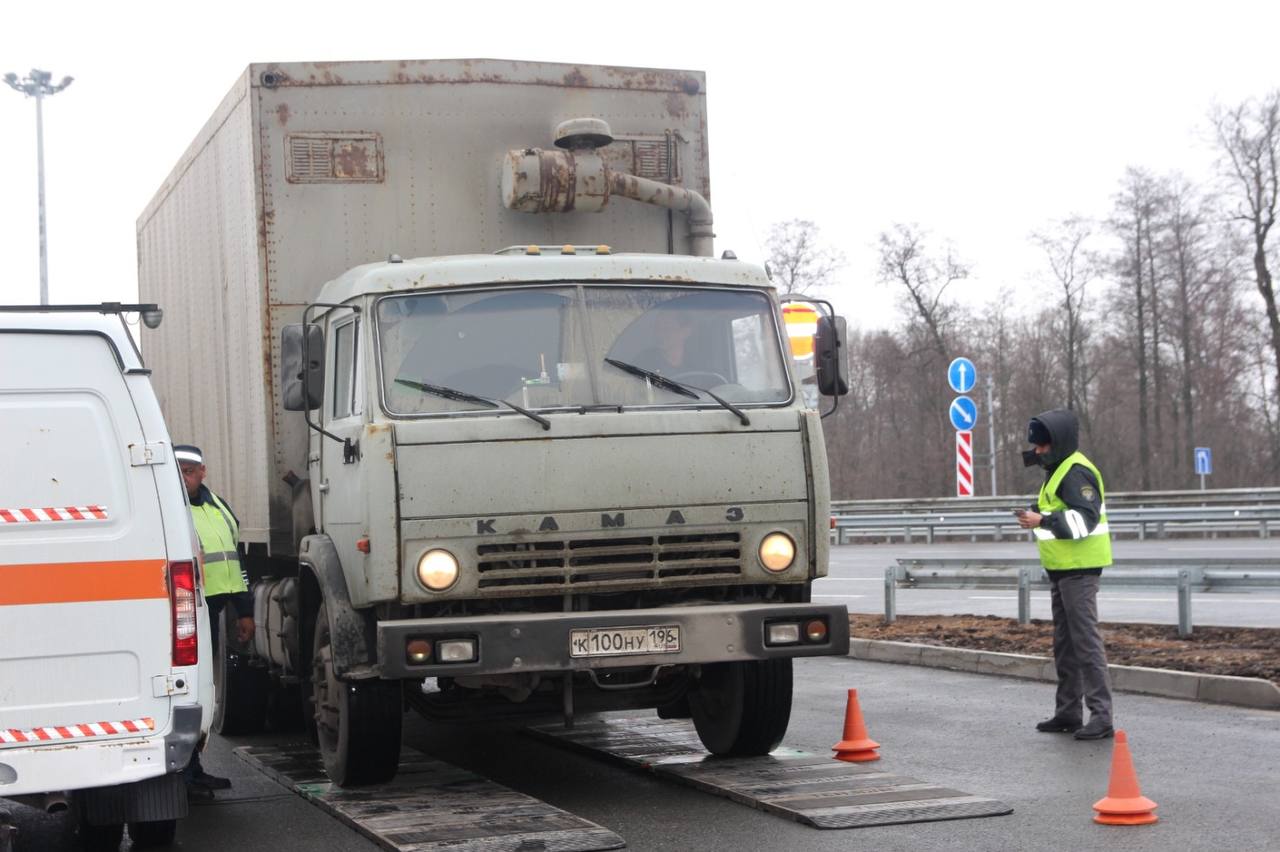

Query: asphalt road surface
left=7, top=653, right=1278, bottom=851
left=816, top=540, right=1280, bottom=627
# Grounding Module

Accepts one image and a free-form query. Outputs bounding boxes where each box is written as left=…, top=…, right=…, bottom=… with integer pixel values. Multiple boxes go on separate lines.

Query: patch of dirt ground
left=851, top=614, right=1280, bottom=685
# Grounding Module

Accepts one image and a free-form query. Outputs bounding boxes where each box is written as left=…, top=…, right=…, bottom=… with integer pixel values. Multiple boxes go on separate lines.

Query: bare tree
left=876, top=224, right=968, bottom=360
left=1110, top=168, right=1164, bottom=490
left=1144, top=192, right=1167, bottom=475
left=1032, top=217, right=1095, bottom=415
left=1163, top=177, right=1203, bottom=478
left=765, top=219, right=845, bottom=296
left=1212, top=90, right=1280, bottom=468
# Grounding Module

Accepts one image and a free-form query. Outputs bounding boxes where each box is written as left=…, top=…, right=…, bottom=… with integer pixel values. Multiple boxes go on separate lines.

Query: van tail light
left=169, top=560, right=198, bottom=667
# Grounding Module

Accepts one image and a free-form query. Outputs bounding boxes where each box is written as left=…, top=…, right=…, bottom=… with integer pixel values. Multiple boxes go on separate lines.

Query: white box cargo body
left=138, top=59, right=711, bottom=556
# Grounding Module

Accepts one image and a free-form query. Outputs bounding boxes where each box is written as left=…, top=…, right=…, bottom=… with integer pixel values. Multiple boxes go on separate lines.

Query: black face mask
left=1022, top=449, right=1042, bottom=468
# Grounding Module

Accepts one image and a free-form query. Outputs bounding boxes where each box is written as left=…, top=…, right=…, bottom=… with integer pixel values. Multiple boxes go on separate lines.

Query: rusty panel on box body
left=139, top=59, right=710, bottom=556
left=253, top=60, right=709, bottom=311
left=139, top=74, right=281, bottom=547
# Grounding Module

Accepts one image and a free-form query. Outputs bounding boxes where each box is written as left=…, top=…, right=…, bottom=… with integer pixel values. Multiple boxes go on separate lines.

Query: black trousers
left=1049, top=572, right=1113, bottom=725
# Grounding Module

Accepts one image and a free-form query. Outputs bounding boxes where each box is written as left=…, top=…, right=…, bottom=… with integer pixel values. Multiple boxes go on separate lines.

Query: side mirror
left=814, top=315, right=849, bottom=396
left=281, top=323, right=324, bottom=411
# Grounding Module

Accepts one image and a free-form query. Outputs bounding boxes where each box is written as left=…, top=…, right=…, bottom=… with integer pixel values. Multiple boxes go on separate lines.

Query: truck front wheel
left=689, top=658, right=792, bottom=756
left=310, top=602, right=402, bottom=786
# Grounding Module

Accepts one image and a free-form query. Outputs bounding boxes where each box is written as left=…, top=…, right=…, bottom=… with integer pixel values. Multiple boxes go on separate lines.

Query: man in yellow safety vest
left=176, top=444, right=255, bottom=793
left=1014, top=409, right=1115, bottom=741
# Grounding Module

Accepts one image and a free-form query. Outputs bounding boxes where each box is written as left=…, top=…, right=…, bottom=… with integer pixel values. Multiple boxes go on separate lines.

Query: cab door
left=0, top=331, right=175, bottom=741
left=317, top=311, right=365, bottom=572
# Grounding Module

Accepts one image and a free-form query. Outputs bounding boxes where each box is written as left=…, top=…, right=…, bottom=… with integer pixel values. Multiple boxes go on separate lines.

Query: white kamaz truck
left=139, top=58, right=850, bottom=786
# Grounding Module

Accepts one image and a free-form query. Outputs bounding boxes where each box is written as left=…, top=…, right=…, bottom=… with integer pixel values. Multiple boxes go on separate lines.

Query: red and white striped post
left=956, top=430, right=974, bottom=497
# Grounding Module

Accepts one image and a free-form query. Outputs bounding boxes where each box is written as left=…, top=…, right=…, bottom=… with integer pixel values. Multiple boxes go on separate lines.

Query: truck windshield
left=376, top=285, right=791, bottom=416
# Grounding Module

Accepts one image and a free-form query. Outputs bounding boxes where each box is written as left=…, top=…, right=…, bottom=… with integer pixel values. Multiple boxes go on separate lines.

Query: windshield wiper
left=603, top=359, right=750, bottom=426
left=394, top=378, right=550, bottom=431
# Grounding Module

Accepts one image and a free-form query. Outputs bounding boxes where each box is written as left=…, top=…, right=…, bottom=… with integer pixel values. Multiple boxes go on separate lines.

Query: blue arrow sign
left=947, top=357, right=977, bottom=393
left=1194, top=447, right=1212, bottom=476
left=949, top=396, right=978, bottom=431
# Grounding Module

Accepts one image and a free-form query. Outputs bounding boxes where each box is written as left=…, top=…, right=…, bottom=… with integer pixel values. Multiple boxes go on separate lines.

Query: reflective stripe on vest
left=1035, top=451, right=1112, bottom=570
left=191, top=492, right=247, bottom=596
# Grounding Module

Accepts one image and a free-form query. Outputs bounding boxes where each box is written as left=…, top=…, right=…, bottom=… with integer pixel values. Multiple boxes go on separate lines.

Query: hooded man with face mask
left=1015, top=408, right=1114, bottom=740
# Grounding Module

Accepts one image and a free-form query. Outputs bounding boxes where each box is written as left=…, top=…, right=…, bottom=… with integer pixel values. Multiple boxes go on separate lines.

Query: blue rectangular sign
left=1194, top=447, right=1212, bottom=476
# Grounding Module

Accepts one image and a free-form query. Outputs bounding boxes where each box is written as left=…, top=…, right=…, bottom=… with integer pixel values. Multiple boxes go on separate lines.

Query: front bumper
left=378, top=602, right=849, bottom=678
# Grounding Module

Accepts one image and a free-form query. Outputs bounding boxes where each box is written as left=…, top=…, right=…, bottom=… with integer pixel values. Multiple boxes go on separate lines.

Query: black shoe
left=190, top=769, right=232, bottom=790
left=1073, top=719, right=1115, bottom=740
left=1035, top=717, right=1082, bottom=733
left=186, top=783, right=215, bottom=802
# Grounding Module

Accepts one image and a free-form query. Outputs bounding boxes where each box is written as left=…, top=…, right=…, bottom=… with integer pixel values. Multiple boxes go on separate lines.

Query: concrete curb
left=848, top=638, right=1280, bottom=711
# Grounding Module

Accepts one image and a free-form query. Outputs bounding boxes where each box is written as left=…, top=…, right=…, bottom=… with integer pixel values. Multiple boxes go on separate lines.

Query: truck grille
left=475, top=532, right=741, bottom=590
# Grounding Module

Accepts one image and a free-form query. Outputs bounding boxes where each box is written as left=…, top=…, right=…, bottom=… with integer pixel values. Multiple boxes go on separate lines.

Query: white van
left=0, top=306, right=212, bottom=849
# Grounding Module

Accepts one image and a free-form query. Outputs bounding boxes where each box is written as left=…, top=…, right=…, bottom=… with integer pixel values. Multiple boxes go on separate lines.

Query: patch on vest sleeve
left=1080, top=485, right=1097, bottom=502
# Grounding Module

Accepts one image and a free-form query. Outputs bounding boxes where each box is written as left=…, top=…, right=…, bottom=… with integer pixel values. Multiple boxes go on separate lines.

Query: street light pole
left=986, top=373, right=998, bottom=495
left=4, top=69, right=73, bottom=305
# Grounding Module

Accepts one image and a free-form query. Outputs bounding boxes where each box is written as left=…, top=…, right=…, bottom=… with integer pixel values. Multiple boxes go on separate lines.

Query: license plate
left=569, top=625, right=681, bottom=658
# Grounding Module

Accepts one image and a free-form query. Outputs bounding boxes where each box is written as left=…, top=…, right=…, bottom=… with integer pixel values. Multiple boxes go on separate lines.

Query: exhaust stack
left=501, top=118, right=714, bottom=257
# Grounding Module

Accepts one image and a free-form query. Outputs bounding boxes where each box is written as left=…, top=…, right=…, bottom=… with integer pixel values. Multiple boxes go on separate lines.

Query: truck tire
left=311, top=602, right=402, bottom=786
left=127, top=819, right=177, bottom=848
left=212, top=609, right=270, bottom=736
left=689, top=658, right=792, bottom=756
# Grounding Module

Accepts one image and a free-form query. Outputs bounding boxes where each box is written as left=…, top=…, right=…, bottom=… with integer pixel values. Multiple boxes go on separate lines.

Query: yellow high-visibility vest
left=191, top=491, right=247, bottom=596
left=1034, top=451, right=1112, bottom=570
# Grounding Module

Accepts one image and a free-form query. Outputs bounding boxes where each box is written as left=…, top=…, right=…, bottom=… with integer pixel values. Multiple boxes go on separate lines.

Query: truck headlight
left=758, top=532, right=796, bottom=572
left=417, top=549, right=459, bottom=591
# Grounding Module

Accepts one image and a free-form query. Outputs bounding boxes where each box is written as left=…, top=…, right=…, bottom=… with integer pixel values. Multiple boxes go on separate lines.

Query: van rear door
left=0, top=330, right=174, bottom=743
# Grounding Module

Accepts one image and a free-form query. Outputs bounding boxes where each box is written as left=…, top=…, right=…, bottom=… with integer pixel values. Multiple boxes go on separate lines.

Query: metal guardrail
left=883, top=557, right=1280, bottom=637
left=832, top=505, right=1280, bottom=544
left=833, top=487, right=1280, bottom=515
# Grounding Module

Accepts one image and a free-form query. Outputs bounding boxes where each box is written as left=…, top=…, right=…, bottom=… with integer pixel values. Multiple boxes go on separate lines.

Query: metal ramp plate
left=235, top=743, right=624, bottom=852
left=529, top=716, right=1012, bottom=829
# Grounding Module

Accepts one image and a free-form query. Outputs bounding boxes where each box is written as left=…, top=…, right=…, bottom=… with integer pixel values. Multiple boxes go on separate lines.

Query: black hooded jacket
left=1028, top=408, right=1105, bottom=573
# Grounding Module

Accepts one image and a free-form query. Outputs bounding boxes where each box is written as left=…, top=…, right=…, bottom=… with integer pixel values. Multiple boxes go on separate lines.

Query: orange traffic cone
left=832, top=688, right=880, bottom=762
left=1093, top=730, right=1158, bottom=825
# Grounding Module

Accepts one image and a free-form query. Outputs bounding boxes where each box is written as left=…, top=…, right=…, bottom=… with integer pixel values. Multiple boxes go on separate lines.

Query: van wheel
left=689, top=658, right=792, bottom=756
left=127, top=819, right=177, bottom=848
left=77, top=819, right=123, bottom=851
left=310, top=602, right=402, bottom=786
left=212, top=609, right=269, bottom=735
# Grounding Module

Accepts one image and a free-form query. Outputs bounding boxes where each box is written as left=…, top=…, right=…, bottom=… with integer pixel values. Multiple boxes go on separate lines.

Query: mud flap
left=78, top=772, right=188, bottom=826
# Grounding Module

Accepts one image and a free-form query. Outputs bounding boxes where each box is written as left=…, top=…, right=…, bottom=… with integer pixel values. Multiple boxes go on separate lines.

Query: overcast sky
left=2, top=0, right=1277, bottom=331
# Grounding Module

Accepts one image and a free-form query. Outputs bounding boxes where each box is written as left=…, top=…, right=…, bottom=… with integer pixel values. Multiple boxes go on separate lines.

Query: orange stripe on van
left=0, top=559, right=168, bottom=606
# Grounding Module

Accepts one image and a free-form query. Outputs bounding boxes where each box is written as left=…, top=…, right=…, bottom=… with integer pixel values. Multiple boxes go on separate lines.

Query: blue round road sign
left=949, top=396, right=978, bottom=431
left=948, top=357, right=977, bottom=393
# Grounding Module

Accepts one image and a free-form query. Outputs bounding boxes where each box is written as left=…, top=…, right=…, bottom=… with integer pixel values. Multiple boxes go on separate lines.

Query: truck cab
left=279, top=250, right=849, bottom=783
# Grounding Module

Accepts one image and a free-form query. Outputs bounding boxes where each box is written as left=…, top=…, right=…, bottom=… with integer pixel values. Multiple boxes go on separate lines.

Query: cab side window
left=332, top=319, right=360, bottom=419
